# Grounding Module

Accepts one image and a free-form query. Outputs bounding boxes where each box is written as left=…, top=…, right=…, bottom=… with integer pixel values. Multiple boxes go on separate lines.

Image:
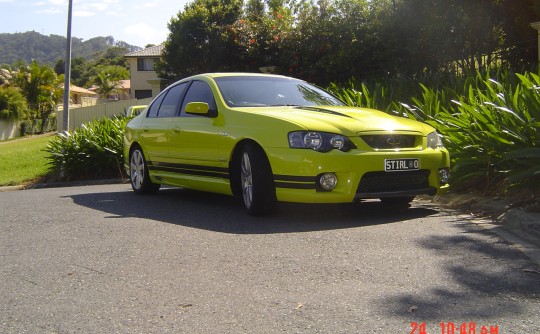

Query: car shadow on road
left=373, top=216, right=540, bottom=326
left=67, top=187, right=439, bottom=234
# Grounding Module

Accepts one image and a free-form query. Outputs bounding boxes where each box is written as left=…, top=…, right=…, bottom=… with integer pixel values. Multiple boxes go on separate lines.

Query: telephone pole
left=62, top=0, right=73, bottom=132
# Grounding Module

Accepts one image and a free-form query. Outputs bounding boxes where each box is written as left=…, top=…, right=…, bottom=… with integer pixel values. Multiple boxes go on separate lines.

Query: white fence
left=57, top=98, right=153, bottom=132
left=0, top=120, right=20, bottom=140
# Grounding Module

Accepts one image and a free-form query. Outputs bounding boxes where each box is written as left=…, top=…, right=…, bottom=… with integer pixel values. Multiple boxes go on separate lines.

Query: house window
left=137, top=58, right=159, bottom=71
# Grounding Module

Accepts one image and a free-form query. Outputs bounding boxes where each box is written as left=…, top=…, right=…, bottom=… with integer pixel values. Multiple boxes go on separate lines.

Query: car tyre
left=238, top=143, right=277, bottom=216
left=129, top=146, right=160, bottom=194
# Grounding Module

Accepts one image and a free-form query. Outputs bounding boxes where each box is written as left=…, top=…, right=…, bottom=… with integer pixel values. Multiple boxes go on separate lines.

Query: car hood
left=246, top=106, right=434, bottom=135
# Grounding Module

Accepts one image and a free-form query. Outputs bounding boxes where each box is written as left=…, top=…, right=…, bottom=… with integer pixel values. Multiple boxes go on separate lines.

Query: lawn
left=0, top=134, right=55, bottom=186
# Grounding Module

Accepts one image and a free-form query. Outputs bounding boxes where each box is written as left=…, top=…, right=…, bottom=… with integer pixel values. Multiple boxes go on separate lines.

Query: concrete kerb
left=0, top=179, right=127, bottom=192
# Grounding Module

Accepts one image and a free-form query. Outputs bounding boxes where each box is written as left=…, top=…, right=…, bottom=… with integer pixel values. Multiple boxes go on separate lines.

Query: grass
left=0, top=134, right=55, bottom=186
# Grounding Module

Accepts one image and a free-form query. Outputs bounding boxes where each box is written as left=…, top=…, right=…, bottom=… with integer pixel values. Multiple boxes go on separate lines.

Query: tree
left=279, top=0, right=390, bottom=84
left=231, top=0, right=294, bottom=72
left=54, top=57, right=88, bottom=86
left=156, top=0, right=539, bottom=84
left=0, top=86, right=28, bottom=121
left=91, top=65, right=129, bottom=99
left=382, top=0, right=539, bottom=74
left=158, top=0, right=244, bottom=80
left=497, top=0, right=539, bottom=68
left=12, top=61, right=63, bottom=133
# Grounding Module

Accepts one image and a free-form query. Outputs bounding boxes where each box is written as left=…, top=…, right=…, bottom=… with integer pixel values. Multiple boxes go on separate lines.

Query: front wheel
left=129, top=146, right=160, bottom=194
left=238, top=144, right=277, bottom=216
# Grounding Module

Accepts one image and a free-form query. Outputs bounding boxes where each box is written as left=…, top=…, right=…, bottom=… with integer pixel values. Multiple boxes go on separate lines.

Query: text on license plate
left=385, top=158, right=419, bottom=172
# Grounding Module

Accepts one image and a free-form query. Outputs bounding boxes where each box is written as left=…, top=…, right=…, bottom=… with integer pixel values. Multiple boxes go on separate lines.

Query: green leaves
left=90, top=65, right=129, bottom=97
left=0, top=86, right=28, bottom=121
left=46, top=116, right=129, bottom=181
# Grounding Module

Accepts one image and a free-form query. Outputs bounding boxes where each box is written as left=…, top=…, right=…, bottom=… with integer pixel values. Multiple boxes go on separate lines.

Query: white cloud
left=36, top=8, right=62, bottom=14
left=87, top=2, right=109, bottom=12
left=141, top=2, right=158, bottom=8
left=124, top=22, right=166, bottom=45
left=73, top=10, right=95, bottom=17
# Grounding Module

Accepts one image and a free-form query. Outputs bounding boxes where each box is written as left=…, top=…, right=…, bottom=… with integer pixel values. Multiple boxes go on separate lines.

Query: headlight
left=288, top=131, right=356, bottom=152
left=427, top=131, right=443, bottom=149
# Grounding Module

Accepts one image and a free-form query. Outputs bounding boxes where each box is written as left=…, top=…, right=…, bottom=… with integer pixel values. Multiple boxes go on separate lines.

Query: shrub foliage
left=0, top=86, right=28, bottom=121
left=46, top=116, right=129, bottom=181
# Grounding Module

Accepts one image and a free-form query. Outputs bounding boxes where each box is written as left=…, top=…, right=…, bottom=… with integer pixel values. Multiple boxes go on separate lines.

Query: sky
left=1, top=0, right=191, bottom=47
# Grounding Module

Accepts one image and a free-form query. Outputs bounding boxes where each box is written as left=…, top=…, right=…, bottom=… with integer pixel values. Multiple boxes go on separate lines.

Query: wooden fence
left=57, top=97, right=153, bottom=132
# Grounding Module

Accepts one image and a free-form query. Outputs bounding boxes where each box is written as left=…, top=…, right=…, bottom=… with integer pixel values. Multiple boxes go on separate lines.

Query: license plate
left=385, top=158, right=419, bottom=172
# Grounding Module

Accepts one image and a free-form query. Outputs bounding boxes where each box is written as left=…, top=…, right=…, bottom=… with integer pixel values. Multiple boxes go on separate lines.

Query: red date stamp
left=410, top=322, right=499, bottom=334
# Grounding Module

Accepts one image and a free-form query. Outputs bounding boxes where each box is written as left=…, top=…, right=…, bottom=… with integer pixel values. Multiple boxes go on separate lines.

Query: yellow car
left=124, top=73, right=450, bottom=215
left=126, top=105, right=148, bottom=117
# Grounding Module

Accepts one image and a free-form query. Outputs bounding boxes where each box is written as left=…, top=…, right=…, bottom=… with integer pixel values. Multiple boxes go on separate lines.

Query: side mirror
left=185, top=102, right=209, bottom=115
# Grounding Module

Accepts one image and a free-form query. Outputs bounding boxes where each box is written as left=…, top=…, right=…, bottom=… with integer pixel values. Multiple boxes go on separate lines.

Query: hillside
left=0, top=31, right=141, bottom=66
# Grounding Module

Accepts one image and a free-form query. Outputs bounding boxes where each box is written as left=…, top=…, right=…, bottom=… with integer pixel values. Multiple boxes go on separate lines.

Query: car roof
left=187, top=72, right=299, bottom=81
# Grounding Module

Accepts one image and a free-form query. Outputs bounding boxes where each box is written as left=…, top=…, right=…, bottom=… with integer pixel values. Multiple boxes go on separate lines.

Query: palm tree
left=93, top=72, right=120, bottom=99
left=91, top=66, right=129, bottom=100
left=13, top=61, right=63, bottom=133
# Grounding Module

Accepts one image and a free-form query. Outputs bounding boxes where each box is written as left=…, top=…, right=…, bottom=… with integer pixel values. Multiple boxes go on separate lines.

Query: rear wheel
left=129, top=146, right=160, bottom=194
left=237, top=143, right=277, bottom=215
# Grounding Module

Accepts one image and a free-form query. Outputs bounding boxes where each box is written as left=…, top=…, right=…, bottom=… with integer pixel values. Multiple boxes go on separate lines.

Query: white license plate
left=385, top=158, right=419, bottom=172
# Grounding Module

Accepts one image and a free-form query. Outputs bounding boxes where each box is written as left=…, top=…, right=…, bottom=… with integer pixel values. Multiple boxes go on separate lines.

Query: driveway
left=1, top=184, right=539, bottom=333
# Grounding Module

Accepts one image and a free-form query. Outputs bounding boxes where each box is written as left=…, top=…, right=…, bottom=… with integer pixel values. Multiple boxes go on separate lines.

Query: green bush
left=21, top=113, right=57, bottom=135
left=46, top=116, right=129, bottom=181
left=331, top=70, right=540, bottom=202
left=0, top=86, right=28, bottom=121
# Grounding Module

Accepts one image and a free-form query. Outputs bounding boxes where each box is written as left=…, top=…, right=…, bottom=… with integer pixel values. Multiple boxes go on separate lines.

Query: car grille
left=356, top=170, right=430, bottom=194
left=360, top=134, right=417, bottom=149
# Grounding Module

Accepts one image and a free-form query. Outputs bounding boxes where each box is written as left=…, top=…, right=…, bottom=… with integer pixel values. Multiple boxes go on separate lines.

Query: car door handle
left=142, top=127, right=149, bottom=132
left=172, top=127, right=181, bottom=133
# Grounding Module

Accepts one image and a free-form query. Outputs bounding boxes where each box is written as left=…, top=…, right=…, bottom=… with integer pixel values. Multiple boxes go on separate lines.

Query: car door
left=167, top=80, right=229, bottom=172
left=138, top=83, right=187, bottom=164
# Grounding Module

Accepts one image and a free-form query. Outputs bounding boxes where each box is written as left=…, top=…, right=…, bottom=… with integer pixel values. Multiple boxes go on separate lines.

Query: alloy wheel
left=130, top=149, right=145, bottom=190
left=240, top=152, right=253, bottom=208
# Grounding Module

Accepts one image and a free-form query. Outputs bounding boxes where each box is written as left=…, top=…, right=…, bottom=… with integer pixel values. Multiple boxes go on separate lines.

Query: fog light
left=438, top=168, right=450, bottom=184
left=318, top=173, right=337, bottom=191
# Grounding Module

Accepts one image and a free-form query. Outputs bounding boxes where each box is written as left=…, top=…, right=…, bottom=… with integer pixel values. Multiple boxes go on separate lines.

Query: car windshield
left=215, top=76, right=345, bottom=108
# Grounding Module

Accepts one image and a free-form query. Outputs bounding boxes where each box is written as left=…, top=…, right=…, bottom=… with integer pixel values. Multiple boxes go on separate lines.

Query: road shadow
left=374, top=217, right=540, bottom=323
left=67, top=187, right=439, bottom=234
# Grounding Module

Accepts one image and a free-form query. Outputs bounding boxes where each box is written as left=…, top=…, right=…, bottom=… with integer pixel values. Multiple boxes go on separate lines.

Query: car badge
left=387, top=136, right=401, bottom=146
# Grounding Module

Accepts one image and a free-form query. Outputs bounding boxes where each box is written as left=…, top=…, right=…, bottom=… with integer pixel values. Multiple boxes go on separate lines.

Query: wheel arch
left=229, top=138, right=273, bottom=197
left=129, top=141, right=142, bottom=153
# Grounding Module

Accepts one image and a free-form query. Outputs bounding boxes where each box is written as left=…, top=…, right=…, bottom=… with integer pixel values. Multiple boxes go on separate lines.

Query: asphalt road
left=1, top=184, right=539, bottom=334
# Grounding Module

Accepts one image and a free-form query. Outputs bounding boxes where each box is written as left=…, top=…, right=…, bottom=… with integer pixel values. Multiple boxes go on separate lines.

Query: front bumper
left=267, top=147, right=450, bottom=203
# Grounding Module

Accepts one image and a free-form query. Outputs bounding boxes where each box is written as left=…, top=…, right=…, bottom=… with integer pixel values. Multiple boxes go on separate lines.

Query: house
left=69, top=85, right=97, bottom=108
left=125, top=44, right=166, bottom=99
left=117, top=80, right=131, bottom=100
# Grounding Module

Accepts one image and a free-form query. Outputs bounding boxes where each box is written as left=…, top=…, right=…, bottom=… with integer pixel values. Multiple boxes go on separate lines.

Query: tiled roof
left=70, top=85, right=96, bottom=95
left=118, top=79, right=130, bottom=89
left=125, top=44, right=164, bottom=58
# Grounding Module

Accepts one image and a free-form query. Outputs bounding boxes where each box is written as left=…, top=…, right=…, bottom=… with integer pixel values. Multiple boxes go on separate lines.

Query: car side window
left=146, top=93, right=165, bottom=118
left=180, top=81, right=217, bottom=117
left=157, top=83, right=188, bottom=117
